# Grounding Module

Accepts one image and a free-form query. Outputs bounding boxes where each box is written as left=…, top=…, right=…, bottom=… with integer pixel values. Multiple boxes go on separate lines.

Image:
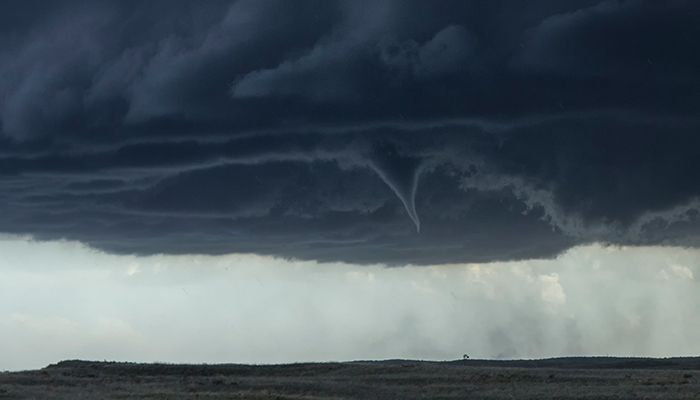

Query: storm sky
left=1, top=0, right=700, bottom=370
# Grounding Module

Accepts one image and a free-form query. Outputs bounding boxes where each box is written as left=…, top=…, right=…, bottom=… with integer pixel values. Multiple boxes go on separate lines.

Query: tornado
left=370, top=143, right=423, bottom=232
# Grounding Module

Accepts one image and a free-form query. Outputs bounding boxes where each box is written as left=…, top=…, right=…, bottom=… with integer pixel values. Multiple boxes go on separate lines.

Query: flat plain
left=1, top=357, right=699, bottom=399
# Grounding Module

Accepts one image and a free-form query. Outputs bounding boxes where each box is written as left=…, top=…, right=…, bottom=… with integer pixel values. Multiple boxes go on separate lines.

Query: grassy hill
left=1, top=357, right=699, bottom=399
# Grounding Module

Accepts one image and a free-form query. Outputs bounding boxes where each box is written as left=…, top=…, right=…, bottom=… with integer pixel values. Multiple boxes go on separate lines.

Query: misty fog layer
left=1, top=237, right=698, bottom=371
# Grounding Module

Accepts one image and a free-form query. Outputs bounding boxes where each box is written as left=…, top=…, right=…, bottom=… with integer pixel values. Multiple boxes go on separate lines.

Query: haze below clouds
left=2, top=237, right=699, bottom=371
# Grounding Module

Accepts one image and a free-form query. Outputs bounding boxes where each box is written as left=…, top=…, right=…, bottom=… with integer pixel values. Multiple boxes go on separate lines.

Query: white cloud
left=539, top=273, right=566, bottom=311
left=671, top=265, right=694, bottom=280
left=126, top=262, right=141, bottom=276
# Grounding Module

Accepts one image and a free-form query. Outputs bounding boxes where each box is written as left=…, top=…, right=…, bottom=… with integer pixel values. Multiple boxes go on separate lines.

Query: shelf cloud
left=1, top=0, right=699, bottom=264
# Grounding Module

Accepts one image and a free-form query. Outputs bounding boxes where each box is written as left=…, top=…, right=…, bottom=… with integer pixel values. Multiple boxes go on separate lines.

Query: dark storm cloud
left=513, top=0, right=700, bottom=82
left=0, top=0, right=699, bottom=264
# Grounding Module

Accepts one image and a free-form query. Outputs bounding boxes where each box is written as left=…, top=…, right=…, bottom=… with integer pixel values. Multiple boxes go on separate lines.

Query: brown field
left=1, top=357, right=699, bottom=399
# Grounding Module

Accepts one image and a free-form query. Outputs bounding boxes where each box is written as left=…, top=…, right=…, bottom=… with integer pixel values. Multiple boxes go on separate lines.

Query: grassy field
left=1, top=357, right=699, bottom=399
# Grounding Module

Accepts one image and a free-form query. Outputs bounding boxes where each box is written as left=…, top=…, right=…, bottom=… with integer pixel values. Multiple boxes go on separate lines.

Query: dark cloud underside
left=1, top=0, right=699, bottom=264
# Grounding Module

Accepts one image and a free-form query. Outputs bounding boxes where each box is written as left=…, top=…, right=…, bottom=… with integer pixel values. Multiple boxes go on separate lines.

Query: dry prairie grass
left=1, top=358, right=699, bottom=399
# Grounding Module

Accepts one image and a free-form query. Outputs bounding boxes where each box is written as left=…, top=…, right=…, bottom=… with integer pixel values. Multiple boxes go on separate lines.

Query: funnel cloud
left=370, top=142, right=423, bottom=232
